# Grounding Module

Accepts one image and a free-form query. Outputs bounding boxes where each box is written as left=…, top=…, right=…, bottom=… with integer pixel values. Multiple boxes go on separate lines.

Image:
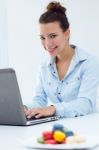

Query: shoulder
left=76, top=46, right=99, bottom=67
left=76, top=46, right=99, bottom=76
left=83, top=52, right=99, bottom=70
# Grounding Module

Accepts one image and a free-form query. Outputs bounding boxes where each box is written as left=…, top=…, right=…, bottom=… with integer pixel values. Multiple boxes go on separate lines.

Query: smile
left=48, top=47, right=57, bottom=54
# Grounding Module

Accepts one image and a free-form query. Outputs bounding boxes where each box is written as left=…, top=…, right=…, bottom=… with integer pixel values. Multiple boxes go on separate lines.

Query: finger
left=35, top=113, right=43, bottom=118
left=24, top=109, right=28, bottom=115
left=25, top=109, right=32, bottom=116
left=27, top=110, right=38, bottom=118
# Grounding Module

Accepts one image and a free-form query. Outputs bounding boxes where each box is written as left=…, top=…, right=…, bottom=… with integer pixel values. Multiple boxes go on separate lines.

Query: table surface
left=0, top=112, right=99, bottom=150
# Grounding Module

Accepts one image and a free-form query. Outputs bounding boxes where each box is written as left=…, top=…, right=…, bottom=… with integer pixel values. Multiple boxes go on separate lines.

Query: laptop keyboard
left=26, top=115, right=59, bottom=125
left=26, top=116, right=46, bottom=121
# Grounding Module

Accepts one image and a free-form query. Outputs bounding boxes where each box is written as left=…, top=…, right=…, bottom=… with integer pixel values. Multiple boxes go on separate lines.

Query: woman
left=25, top=1, right=99, bottom=119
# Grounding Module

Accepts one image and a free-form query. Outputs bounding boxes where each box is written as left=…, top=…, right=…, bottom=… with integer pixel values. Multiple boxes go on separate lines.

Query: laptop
left=0, top=68, right=59, bottom=126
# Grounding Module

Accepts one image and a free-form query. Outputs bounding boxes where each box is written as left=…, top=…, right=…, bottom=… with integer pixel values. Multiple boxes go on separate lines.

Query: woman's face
left=39, top=21, right=70, bottom=57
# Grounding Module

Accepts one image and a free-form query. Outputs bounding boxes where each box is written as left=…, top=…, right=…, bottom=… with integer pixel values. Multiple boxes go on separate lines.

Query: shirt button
left=58, top=92, right=61, bottom=95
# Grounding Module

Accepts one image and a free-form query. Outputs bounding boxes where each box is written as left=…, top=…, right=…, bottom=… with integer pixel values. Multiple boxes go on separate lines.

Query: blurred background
left=0, top=0, right=99, bottom=105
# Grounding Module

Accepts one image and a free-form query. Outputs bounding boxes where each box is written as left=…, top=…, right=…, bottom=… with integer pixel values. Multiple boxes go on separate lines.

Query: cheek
left=55, top=35, right=66, bottom=46
left=56, top=39, right=65, bottom=47
left=60, top=36, right=66, bottom=46
left=41, top=41, right=47, bottom=50
left=41, top=40, right=45, bottom=47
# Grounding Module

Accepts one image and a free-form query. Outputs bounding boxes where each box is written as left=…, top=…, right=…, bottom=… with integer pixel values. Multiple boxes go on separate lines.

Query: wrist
left=49, top=105, right=56, bottom=115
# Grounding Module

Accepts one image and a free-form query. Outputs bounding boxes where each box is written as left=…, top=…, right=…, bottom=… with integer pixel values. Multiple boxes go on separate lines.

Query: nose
left=45, top=38, right=53, bottom=50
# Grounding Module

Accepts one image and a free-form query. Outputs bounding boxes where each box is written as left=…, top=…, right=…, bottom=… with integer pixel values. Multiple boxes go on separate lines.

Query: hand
left=23, top=105, right=28, bottom=115
left=25, top=105, right=56, bottom=119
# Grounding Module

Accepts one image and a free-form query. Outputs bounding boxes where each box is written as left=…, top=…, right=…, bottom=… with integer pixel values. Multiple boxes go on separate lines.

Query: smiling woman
left=25, top=1, right=99, bottom=119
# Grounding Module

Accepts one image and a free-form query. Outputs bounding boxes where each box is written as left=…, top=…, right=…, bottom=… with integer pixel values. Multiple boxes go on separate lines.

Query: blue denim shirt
left=30, top=46, right=99, bottom=118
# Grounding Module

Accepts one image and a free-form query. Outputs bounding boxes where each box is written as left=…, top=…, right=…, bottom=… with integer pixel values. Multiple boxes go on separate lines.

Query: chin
left=49, top=51, right=57, bottom=57
left=49, top=53, right=57, bottom=58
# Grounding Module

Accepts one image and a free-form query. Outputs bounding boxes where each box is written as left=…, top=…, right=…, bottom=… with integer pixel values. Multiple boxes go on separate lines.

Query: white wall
left=0, top=0, right=9, bottom=67
left=3, top=0, right=99, bottom=105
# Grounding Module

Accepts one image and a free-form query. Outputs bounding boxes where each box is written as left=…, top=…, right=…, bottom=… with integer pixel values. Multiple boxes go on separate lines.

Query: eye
left=49, top=34, right=57, bottom=39
left=40, top=36, right=45, bottom=40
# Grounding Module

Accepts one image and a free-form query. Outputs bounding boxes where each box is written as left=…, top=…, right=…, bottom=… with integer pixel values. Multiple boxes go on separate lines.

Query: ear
left=64, top=29, right=70, bottom=40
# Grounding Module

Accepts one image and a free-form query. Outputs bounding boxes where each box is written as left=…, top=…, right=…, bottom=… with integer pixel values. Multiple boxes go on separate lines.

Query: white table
left=0, top=113, right=99, bottom=150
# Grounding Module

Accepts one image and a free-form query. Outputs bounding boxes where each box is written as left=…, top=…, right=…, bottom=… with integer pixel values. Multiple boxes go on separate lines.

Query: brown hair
left=39, top=1, right=69, bottom=32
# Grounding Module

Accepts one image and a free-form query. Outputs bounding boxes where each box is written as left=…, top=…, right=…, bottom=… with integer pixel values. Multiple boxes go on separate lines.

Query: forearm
left=54, top=98, right=94, bottom=118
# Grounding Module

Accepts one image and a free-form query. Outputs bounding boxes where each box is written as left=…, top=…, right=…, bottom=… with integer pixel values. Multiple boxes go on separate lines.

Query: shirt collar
left=47, top=57, right=56, bottom=67
left=47, top=45, right=88, bottom=67
left=73, top=45, right=88, bottom=64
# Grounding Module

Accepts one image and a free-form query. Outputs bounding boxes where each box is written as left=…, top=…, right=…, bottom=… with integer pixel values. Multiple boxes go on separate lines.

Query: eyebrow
left=39, top=32, right=57, bottom=37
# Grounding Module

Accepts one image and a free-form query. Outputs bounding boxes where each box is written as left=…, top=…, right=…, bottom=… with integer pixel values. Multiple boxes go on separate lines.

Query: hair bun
left=47, top=1, right=66, bottom=14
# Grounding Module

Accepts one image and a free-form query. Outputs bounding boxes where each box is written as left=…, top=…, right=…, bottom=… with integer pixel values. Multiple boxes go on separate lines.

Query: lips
left=49, top=49, right=55, bottom=52
left=48, top=47, right=57, bottom=53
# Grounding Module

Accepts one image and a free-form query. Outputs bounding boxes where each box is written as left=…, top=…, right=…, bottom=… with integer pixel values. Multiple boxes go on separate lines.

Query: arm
left=29, top=66, right=48, bottom=108
left=54, top=58, right=99, bottom=117
left=25, top=66, right=56, bottom=118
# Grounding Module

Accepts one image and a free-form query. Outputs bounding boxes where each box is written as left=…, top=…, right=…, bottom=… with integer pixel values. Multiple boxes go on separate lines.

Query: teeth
left=49, top=49, right=54, bottom=51
left=48, top=47, right=56, bottom=51
left=49, top=47, right=56, bottom=49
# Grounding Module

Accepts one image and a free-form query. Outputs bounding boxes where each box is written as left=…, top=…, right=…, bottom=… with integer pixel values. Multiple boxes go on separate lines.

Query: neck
left=56, top=45, right=74, bottom=63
